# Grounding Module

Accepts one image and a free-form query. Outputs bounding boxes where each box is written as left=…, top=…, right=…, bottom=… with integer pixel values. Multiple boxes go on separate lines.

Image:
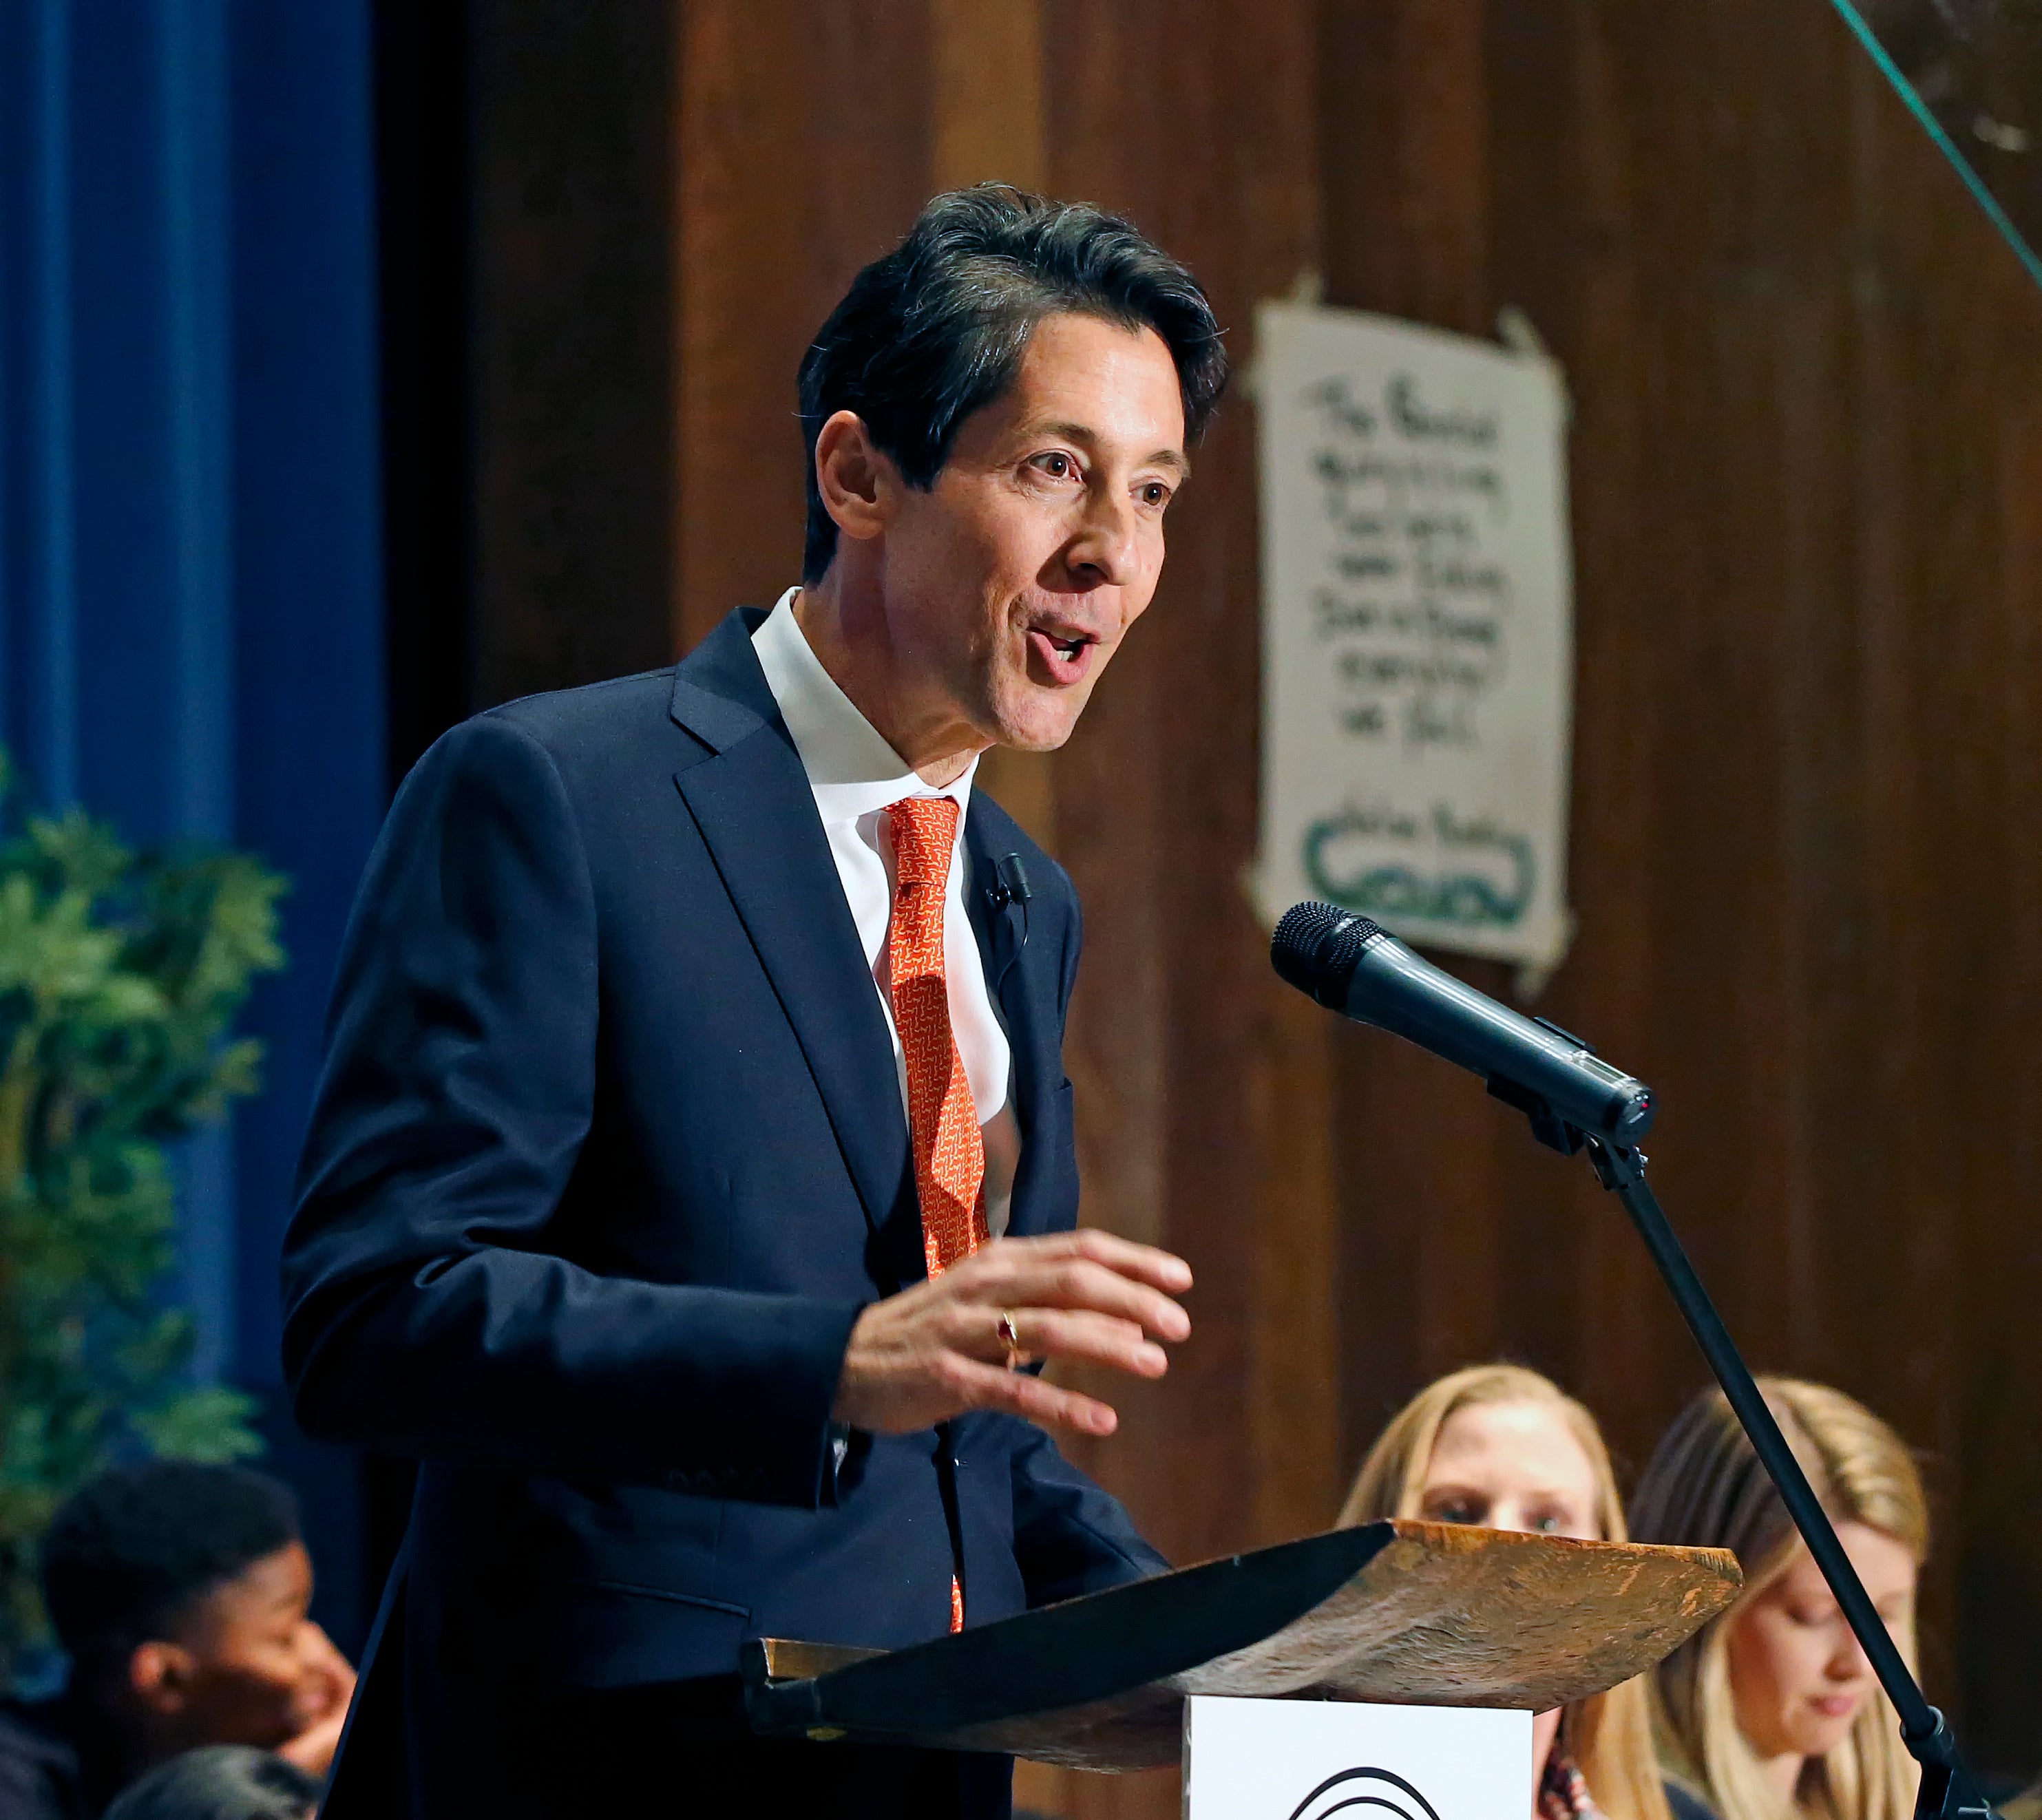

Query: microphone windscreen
left=1271, top=901, right=1385, bottom=1007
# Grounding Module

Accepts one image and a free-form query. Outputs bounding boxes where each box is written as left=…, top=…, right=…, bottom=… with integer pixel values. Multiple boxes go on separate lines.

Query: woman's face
left=1415, top=1399, right=1603, bottom=1794
left=1415, top=1400, right=1603, bottom=1539
left=1724, top=1523, right=1917, bottom=1765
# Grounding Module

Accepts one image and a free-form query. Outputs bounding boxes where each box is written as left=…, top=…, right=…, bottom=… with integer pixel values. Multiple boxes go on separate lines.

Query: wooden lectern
left=743, top=1519, right=1740, bottom=1772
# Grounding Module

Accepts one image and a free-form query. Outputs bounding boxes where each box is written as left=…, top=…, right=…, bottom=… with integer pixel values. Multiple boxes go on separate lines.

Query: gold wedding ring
left=996, top=1309, right=1022, bottom=1371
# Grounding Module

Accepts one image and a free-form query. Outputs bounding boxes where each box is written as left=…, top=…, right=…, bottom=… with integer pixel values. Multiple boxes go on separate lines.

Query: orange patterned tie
left=885, top=794, right=988, bottom=1633
left=886, top=796, right=990, bottom=1278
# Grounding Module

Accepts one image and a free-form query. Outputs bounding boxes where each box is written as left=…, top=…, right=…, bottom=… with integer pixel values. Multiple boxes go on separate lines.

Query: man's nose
left=1065, top=485, right=1139, bottom=588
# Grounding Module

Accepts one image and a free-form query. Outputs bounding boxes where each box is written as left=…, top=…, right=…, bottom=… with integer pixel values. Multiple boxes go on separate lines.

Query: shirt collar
left=752, top=588, right=977, bottom=825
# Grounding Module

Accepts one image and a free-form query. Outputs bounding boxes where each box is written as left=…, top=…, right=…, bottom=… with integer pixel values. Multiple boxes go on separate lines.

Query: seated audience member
left=101, top=1747, right=320, bottom=1820
left=0, top=1463, right=355, bottom=1820
left=1627, top=1379, right=1926, bottom=1820
left=1339, top=1363, right=1673, bottom=1820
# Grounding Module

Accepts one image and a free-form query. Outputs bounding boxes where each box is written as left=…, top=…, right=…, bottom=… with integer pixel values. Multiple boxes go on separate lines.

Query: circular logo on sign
left=1287, top=1765, right=1446, bottom=1820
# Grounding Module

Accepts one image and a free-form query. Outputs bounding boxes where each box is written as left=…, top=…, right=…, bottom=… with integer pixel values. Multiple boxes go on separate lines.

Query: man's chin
left=989, top=716, right=1081, bottom=756
left=992, top=728, right=1075, bottom=756
left=985, top=681, right=1090, bottom=754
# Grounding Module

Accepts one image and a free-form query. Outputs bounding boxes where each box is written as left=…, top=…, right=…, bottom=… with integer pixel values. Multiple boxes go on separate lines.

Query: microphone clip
left=987, top=851, right=1033, bottom=911
left=1485, top=1072, right=1584, bottom=1156
left=985, top=851, right=1033, bottom=965
left=1491, top=1016, right=1597, bottom=1154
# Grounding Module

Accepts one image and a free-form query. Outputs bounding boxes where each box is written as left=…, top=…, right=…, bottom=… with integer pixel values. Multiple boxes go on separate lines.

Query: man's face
left=877, top=311, right=1190, bottom=752
left=138, top=1541, right=347, bottom=1752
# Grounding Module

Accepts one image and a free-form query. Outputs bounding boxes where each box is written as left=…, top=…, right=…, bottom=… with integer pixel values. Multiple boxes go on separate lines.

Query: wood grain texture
left=930, top=0, right=1046, bottom=194
left=674, top=0, right=930, bottom=651
left=748, top=1521, right=1740, bottom=1771
left=471, top=0, right=675, bottom=705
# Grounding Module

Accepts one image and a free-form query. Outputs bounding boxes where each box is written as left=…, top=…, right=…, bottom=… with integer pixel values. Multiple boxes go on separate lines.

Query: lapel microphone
left=987, top=852, right=1033, bottom=952
left=989, top=852, right=1032, bottom=907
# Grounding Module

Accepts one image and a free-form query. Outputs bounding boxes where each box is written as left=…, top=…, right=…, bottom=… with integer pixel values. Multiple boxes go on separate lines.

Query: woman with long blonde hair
left=1339, top=1364, right=1673, bottom=1820
left=1627, top=1379, right=1927, bottom=1820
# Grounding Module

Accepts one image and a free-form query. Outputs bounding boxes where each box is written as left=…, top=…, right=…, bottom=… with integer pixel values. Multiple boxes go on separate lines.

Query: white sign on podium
left=1183, top=1695, right=1530, bottom=1820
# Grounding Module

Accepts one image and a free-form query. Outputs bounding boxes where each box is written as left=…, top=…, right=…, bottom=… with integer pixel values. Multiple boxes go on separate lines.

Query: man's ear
left=127, top=1639, right=198, bottom=1717
left=814, top=410, right=900, bottom=548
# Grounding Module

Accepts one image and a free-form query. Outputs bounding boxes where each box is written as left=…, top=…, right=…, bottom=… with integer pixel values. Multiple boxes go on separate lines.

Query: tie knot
left=887, top=795, right=960, bottom=891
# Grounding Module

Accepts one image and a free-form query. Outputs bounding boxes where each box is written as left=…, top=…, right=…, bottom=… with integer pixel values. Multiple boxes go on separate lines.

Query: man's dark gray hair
left=102, top=1747, right=321, bottom=1820
left=797, top=184, right=1229, bottom=582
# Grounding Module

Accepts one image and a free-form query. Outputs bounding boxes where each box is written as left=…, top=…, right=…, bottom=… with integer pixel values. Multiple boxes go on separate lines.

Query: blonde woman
left=1627, top=1379, right=1927, bottom=1820
left=1340, top=1364, right=1674, bottom=1820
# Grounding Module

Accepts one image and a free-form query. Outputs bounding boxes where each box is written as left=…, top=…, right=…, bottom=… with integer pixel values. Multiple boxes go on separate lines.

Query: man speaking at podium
left=282, top=187, right=1228, bottom=1817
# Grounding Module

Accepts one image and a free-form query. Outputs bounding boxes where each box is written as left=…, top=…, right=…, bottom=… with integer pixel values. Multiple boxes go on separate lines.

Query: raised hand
left=830, top=1228, right=1192, bottom=1439
left=275, top=1622, right=357, bottom=1779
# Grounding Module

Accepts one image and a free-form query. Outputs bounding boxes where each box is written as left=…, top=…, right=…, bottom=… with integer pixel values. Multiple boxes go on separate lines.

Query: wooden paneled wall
left=471, top=1, right=677, bottom=708
left=472, top=3, right=2042, bottom=1808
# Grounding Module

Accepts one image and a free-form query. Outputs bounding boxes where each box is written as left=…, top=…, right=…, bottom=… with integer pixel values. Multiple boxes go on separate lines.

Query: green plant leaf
left=131, top=1386, right=264, bottom=1463
left=0, top=753, right=287, bottom=1679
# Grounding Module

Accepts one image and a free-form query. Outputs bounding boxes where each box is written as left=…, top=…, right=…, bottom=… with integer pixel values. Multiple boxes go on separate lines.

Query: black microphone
left=990, top=852, right=1033, bottom=908
left=1270, top=901, right=1656, bottom=1150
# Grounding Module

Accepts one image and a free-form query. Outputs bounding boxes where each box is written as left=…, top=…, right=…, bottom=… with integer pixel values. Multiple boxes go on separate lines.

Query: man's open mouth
left=1026, top=624, right=1099, bottom=684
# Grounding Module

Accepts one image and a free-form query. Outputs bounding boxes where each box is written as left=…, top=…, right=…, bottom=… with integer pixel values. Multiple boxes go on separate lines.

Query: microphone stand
left=1538, top=1128, right=1995, bottom=1820
left=1271, top=896, right=1992, bottom=1816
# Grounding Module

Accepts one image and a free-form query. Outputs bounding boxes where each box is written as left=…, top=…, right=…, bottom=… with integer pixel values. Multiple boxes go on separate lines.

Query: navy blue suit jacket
left=281, top=608, right=1166, bottom=1803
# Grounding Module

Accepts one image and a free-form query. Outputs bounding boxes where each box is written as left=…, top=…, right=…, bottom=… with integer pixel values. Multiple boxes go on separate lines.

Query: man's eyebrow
left=1029, top=420, right=1191, bottom=478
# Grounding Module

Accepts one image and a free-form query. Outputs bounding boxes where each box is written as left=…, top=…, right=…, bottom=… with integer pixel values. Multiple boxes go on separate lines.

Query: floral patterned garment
left=1539, top=1753, right=1609, bottom=1820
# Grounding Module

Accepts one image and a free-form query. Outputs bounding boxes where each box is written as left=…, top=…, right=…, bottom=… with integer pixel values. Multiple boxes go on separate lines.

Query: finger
left=967, top=1302, right=1044, bottom=1369
left=947, top=1302, right=1156, bottom=1371
left=1002, top=1306, right=1170, bottom=1379
left=950, top=1237, right=1183, bottom=1311
left=277, top=1710, right=348, bottom=1779
left=945, top=1230, right=1192, bottom=1300
left=996, top=1227, right=1194, bottom=1292
left=966, top=1254, right=1190, bottom=1342
left=943, top=1353, right=1122, bottom=1437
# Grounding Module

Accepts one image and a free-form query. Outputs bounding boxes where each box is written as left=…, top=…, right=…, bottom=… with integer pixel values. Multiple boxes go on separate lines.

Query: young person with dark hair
left=284, top=183, right=1227, bottom=1818
left=0, top=1463, right=355, bottom=1820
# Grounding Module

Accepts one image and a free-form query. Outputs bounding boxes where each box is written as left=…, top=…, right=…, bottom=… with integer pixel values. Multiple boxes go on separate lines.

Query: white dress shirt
left=752, top=590, right=1021, bottom=1236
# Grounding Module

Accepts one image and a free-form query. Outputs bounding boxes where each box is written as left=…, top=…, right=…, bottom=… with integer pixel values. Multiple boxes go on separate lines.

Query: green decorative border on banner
left=1301, top=809, right=1533, bottom=929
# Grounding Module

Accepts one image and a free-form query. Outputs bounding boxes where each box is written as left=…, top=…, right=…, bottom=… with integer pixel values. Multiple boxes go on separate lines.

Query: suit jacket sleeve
left=280, top=714, right=863, bottom=1505
left=1009, top=1422, right=1171, bottom=1604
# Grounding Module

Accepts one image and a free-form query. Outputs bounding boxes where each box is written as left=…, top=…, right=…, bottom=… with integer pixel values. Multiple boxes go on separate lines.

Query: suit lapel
left=669, top=611, right=914, bottom=1257
left=964, top=807, right=1060, bottom=1235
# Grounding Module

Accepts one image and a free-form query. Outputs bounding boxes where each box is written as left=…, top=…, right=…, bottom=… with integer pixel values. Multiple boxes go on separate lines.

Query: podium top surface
left=744, top=1519, right=1741, bottom=1772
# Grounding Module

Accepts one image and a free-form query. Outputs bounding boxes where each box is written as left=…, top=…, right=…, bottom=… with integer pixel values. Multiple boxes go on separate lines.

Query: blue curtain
left=0, top=0, right=385, bottom=1634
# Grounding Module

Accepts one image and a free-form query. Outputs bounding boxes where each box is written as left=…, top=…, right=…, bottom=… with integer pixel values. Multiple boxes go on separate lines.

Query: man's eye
left=1139, top=483, right=1172, bottom=507
left=1033, top=452, right=1075, bottom=478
